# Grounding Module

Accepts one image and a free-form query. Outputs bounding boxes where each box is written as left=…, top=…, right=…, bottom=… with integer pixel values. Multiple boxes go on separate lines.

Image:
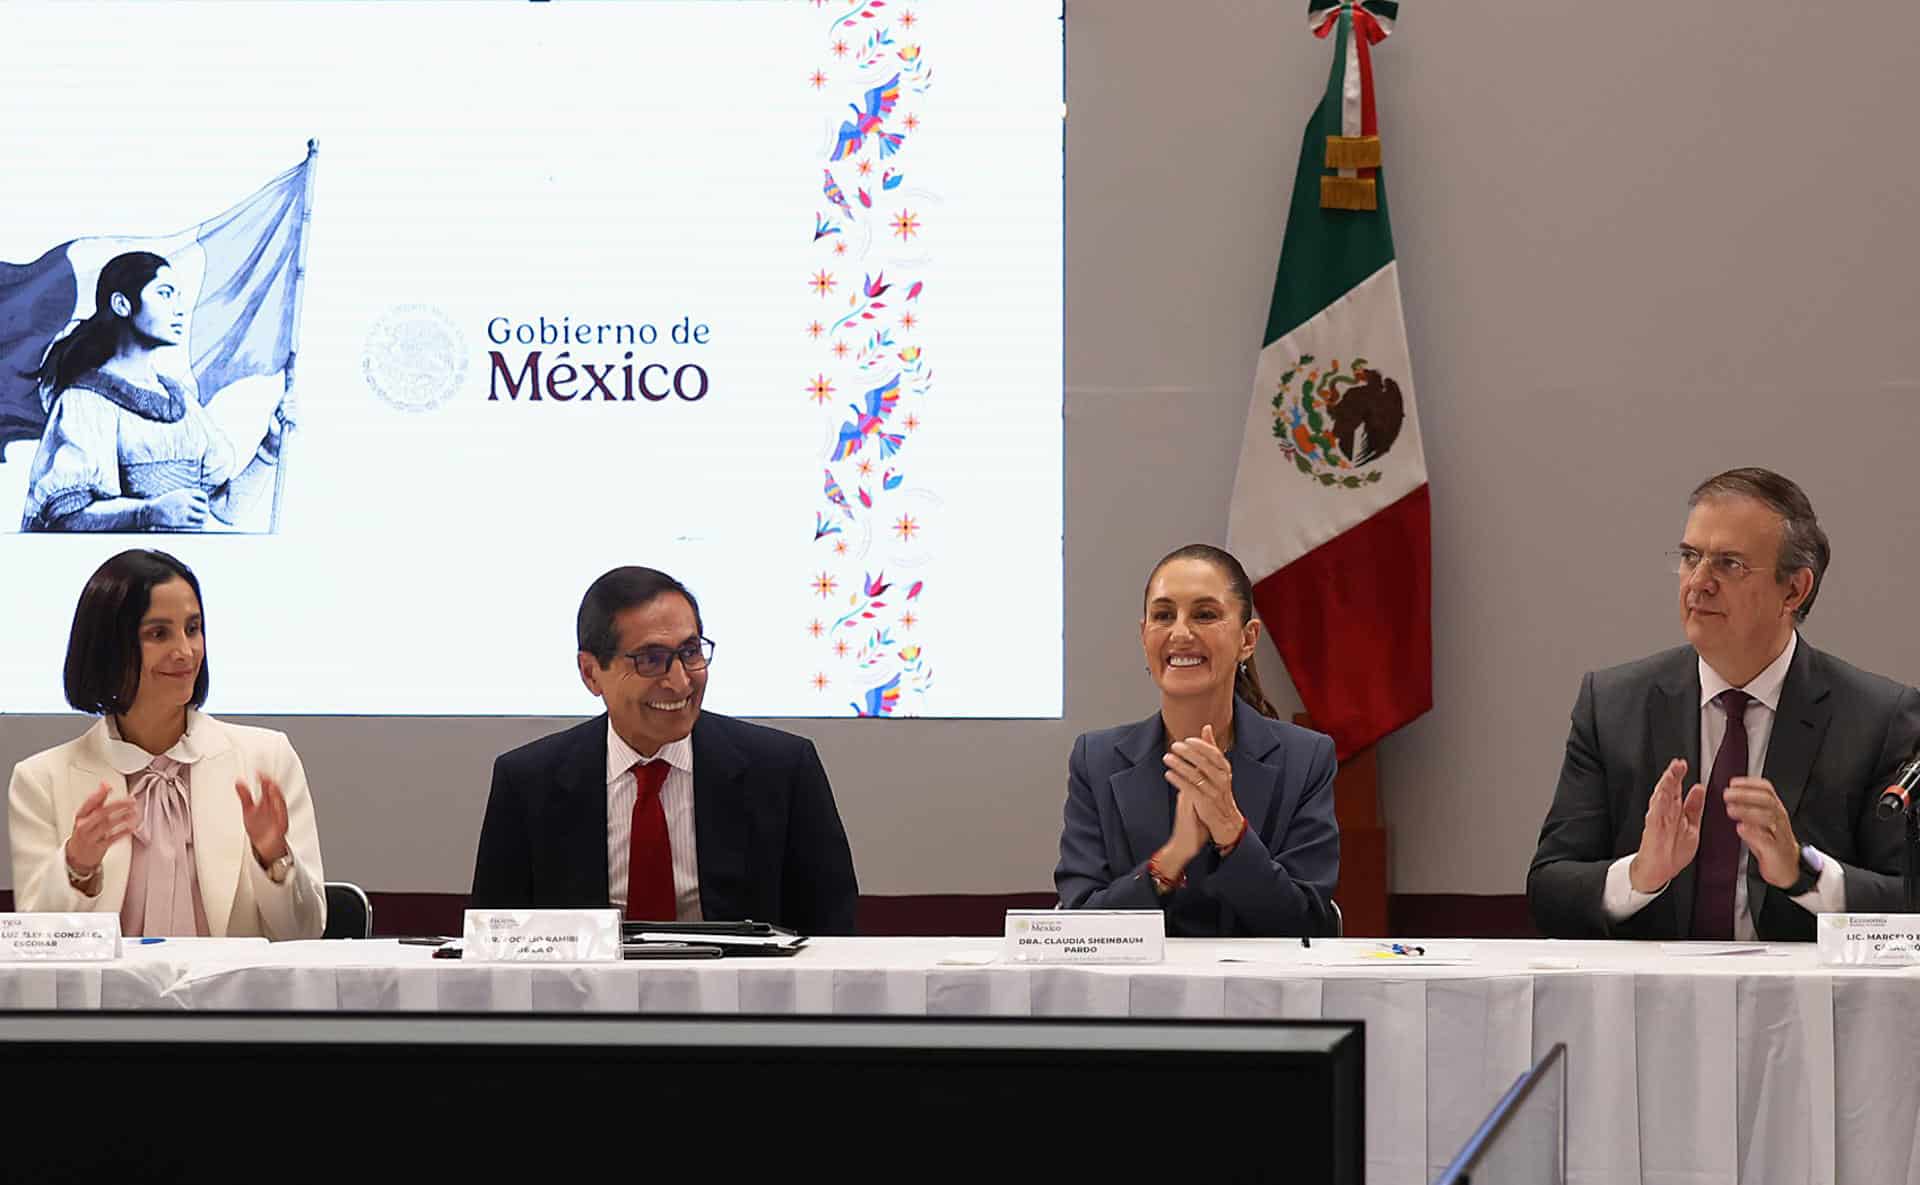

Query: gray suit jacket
left=1528, top=639, right=1920, bottom=940
left=1054, top=698, right=1340, bottom=937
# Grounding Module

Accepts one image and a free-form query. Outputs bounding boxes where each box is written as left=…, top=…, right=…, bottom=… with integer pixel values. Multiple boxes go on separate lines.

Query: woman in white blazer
left=8, top=550, right=325, bottom=938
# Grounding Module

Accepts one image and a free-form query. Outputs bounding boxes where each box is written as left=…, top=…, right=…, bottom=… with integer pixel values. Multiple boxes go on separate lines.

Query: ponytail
left=1234, top=656, right=1282, bottom=720
left=35, top=312, right=122, bottom=405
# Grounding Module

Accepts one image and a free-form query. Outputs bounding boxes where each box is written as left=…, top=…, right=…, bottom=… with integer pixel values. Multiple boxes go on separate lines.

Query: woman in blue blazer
left=1054, top=544, right=1340, bottom=936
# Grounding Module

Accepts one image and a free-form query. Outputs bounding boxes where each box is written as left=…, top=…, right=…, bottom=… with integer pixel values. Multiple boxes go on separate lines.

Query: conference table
left=4, top=935, right=1916, bottom=1185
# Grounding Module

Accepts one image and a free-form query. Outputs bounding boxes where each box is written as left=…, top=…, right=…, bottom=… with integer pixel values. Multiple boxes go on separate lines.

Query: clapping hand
left=1724, top=777, right=1800, bottom=888
left=235, top=774, right=290, bottom=867
left=1628, top=758, right=1704, bottom=893
left=1165, top=724, right=1245, bottom=847
left=1166, top=789, right=1209, bottom=865
left=66, top=781, right=139, bottom=875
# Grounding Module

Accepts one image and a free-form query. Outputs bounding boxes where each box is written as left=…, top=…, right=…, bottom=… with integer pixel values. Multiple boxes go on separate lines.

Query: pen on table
left=137, top=937, right=165, bottom=945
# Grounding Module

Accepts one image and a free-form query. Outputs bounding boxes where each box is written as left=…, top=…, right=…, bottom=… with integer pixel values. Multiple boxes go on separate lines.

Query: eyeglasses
left=1666, top=547, right=1759, bottom=583
left=620, top=637, right=716, bottom=678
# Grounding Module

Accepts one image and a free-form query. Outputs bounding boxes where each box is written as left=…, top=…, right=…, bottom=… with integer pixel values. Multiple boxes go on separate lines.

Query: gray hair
left=1689, top=467, right=1829, bottom=622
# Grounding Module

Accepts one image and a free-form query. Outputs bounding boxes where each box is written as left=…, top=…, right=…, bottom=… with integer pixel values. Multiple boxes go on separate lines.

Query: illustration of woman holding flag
left=19, top=251, right=294, bottom=532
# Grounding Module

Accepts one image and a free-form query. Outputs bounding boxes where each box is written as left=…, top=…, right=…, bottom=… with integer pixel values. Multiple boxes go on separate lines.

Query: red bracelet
left=1214, top=817, right=1249, bottom=859
left=1146, top=852, right=1187, bottom=895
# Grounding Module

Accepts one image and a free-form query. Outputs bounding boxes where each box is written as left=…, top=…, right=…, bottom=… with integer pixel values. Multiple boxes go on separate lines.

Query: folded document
left=620, top=920, right=807, bottom=957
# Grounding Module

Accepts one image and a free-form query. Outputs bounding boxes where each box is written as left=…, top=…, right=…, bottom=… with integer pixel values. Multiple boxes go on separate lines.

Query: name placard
left=0, top=914, right=121, bottom=962
left=461, top=910, right=622, bottom=963
left=1003, top=909, right=1165, bottom=964
left=1816, top=913, right=1920, bottom=967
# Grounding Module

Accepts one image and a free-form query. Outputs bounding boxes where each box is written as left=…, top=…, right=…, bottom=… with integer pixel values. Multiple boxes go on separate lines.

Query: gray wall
left=3, top=1, right=1916, bottom=898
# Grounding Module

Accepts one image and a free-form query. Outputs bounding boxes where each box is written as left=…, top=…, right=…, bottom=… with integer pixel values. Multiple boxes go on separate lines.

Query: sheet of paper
left=1659, top=943, right=1785, bottom=957
left=1305, top=940, right=1478, bottom=967
left=627, top=931, right=801, bottom=948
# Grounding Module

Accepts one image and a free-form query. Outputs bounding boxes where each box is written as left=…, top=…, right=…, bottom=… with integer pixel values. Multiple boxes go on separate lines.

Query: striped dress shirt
left=605, top=724, right=703, bottom=922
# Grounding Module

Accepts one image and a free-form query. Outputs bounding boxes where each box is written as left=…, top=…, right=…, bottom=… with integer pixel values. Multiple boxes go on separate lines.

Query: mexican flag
left=0, top=152, right=314, bottom=461
left=1226, top=0, right=1430, bottom=760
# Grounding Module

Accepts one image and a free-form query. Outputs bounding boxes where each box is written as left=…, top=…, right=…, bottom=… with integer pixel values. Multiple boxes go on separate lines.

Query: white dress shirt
left=1605, top=632, right=1844, bottom=938
left=606, top=723, right=703, bottom=922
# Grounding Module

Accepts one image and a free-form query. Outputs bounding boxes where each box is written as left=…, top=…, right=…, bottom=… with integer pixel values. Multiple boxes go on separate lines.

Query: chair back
left=324, top=881, right=373, bottom=939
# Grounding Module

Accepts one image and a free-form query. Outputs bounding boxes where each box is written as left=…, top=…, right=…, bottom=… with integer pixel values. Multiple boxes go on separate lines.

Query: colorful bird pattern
left=830, top=74, right=905, bottom=162
left=822, top=169, right=855, bottom=220
left=830, top=375, right=904, bottom=461
left=852, top=673, right=902, bottom=717
left=809, top=18, right=936, bottom=716
left=823, top=468, right=854, bottom=519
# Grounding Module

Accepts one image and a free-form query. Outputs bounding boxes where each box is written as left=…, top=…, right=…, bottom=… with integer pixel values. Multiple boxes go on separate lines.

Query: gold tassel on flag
left=1324, top=135, right=1381, bottom=170
left=1320, top=176, right=1377, bottom=211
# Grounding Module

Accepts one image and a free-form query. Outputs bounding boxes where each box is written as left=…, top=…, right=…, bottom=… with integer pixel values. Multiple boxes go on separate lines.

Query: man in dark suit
left=471, top=567, right=858, bottom=934
left=1529, top=468, right=1920, bottom=940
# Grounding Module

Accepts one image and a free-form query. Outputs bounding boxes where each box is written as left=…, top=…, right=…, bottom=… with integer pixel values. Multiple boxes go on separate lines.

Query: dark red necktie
left=1690, top=689, right=1753, bottom=939
left=624, top=761, right=676, bottom=922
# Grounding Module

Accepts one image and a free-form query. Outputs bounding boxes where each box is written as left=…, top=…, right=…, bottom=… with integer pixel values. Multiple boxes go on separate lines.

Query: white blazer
left=8, top=712, right=327, bottom=939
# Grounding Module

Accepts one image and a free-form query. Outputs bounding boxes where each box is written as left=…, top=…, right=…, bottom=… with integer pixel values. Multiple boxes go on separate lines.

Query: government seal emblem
left=362, top=305, right=466, bottom=413
left=1270, top=354, right=1405, bottom=488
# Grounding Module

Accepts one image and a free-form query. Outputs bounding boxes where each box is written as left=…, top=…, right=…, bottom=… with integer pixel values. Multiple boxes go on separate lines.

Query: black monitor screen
left=0, top=1013, right=1363, bottom=1182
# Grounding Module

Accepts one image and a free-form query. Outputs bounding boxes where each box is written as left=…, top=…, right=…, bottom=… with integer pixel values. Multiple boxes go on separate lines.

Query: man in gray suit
left=1529, top=468, right=1920, bottom=940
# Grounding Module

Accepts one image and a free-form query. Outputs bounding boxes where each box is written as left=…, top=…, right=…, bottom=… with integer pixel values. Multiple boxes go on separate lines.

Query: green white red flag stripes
left=1225, top=0, right=1430, bottom=760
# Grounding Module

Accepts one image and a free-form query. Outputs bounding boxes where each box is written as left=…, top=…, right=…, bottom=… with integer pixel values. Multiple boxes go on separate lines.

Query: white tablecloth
left=4, top=936, right=1917, bottom=1185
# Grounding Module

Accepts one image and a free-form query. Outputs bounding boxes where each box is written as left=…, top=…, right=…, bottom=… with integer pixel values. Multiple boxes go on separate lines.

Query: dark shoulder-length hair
left=576, top=566, right=704, bottom=666
left=1143, top=543, right=1282, bottom=719
left=64, top=549, right=209, bottom=715
left=35, top=251, right=169, bottom=401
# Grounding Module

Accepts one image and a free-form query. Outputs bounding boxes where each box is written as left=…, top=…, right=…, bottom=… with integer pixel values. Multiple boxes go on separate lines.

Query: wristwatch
left=65, top=854, right=102, bottom=893
left=1784, top=844, right=1824, bottom=897
left=266, top=851, right=295, bottom=885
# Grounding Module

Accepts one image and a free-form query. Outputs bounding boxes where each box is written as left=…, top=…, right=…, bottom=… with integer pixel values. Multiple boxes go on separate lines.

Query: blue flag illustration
left=0, top=156, right=311, bottom=461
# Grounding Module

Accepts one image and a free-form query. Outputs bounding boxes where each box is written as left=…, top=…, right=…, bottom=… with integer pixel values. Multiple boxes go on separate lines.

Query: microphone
left=1876, top=753, right=1920, bottom=820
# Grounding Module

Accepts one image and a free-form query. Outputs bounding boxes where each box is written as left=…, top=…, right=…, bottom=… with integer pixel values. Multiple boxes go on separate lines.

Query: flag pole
left=269, top=138, right=319, bottom=534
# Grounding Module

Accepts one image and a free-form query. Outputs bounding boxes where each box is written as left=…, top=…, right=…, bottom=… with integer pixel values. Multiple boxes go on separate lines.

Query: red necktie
left=1690, top=689, right=1753, bottom=939
left=624, top=760, right=676, bottom=922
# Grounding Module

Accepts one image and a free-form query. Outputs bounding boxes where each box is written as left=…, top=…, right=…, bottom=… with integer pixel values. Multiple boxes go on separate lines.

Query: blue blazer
left=1054, top=698, right=1340, bottom=937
